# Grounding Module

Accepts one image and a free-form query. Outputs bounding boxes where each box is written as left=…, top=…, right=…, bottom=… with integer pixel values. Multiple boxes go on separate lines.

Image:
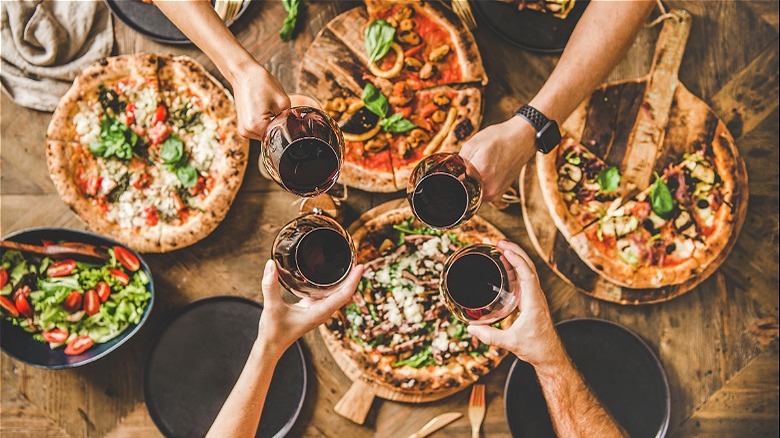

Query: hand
left=227, top=60, right=291, bottom=140
left=467, top=241, right=565, bottom=370
left=459, top=116, right=537, bottom=201
left=256, top=260, right=364, bottom=357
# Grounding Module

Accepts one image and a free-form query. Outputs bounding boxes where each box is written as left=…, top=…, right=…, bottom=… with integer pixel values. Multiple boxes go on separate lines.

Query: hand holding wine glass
left=466, top=241, right=566, bottom=370
left=228, top=59, right=291, bottom=140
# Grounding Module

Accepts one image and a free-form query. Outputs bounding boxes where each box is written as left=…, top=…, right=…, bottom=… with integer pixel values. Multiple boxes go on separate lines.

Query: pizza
left=46, top=54, right=248, bottom=253
left=514, top=0, right=577, bottom=19
left=322, top=207, right=510, bottom=393
left=298, top=0, right=486, bottom=192
left=540, top=133, right=742, bottom=288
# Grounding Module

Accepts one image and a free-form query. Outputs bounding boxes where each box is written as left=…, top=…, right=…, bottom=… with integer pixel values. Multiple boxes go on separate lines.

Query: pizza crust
left=536, top=137, right=586, bottom=240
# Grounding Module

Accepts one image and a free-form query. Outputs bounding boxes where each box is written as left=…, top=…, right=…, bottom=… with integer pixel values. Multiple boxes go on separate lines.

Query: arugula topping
left=160, top=134, right=198, bottom=188
left=379, top=113, right=417, bottom=134
left=279, top=0, right=300, bottom=42
left=89, top=116, right=138, bottom=160
left=596, top=166, right=620, bottom=192
left=650, top=173, right=675, bottom=218
left=365, top=19, right=396, bottom=63
left=361, top=84, right=416, bottom=134
left=393, top=345, right=435, bottom=368
left=564, top=150, right=581, bottom=165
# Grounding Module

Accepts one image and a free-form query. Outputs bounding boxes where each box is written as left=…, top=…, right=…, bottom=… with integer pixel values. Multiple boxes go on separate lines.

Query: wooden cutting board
left=520, top=10, right=749, bottom=305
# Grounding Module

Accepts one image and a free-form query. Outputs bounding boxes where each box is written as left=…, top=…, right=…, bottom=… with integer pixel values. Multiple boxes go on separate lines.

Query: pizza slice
left=515, top=0, right=577, bottom=19
left=328, top=1, right=487, bottom=90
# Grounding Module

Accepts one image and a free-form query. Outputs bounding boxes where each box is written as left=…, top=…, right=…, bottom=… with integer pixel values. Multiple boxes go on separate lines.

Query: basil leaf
left=379, top=113, right=416, bottom=134
left=361, top=83, right=389, bottom=118
left=365, top=19, right=396, bottom=63
left=160, top=135, right=184, bottom=165
left=279, top=0, right=300, bottom=42
left=176, top=164, right=199, bottom=188
left=650, top=174, right=675, bottom=218
left=596, top=166, right=620, bottom=192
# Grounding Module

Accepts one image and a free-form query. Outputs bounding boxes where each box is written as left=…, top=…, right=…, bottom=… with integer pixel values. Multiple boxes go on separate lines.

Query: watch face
left=538, top=121, right=561, bottom=154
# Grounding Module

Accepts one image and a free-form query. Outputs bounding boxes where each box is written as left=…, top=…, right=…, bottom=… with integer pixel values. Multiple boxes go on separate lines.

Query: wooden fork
left=468, top=384, right=486, bottom=438
left=452, top=0, right=478, bottom=30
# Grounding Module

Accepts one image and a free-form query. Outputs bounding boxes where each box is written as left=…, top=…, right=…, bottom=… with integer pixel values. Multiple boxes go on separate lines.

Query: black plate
left=144, top=296, right=306, bottom=438
left=0, top=227, right=155, bottom=369
left=104, top=0, right=251, bottom=45
left=470, top=0, right=589, bottom=53
left=504, top=318, right=670, bottom=437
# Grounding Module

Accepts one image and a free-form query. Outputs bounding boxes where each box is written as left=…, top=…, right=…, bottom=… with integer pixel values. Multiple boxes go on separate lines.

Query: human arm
left=154, top=0, right=290, bottom=139
left=468, top=241, right=625, bottom=437
left=460, top=0, right=655, bottom=200
left=206, top=260, right=364, bottom=438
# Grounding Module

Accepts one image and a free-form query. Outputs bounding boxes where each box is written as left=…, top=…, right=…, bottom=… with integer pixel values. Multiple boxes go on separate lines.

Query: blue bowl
left=0, top=227, right=155, bottom=369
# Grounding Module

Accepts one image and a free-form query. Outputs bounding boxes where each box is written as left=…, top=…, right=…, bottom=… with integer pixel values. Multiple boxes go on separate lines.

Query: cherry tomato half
left=96, top=281, right=111, bottom=303
left=151, top=103, right=167, bottom=125
left=84, top=290, right=100, bottom=316
left=0, top=268, right=8, bottom=289
left=0, top=296, right=19, bottom=318
left=113, top=246, right=140, bottom=272
left=42, top=328, right=69, bottom=344
left=64, top=335, right=94, bottom=356
left=109, top=268, right=130, bottom=286
left=14, top=293, right=32, bottom=318
left=12, top=285, right=31, bottom=301
left=47, top=260, right=77, bottom=277
left=62, top=291, right=83, bottom=312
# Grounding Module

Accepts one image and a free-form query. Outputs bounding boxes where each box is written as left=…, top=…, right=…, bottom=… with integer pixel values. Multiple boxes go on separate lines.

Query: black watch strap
left=515, top=104, right=561, bottom=154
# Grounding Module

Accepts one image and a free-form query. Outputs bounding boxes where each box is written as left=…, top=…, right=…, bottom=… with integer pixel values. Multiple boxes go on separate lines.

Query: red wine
left=296, top=228, right=352, bottom=285
left=412, top=173, right=468, bottom=228
left=446, top=253, right=502, bottom=308
left=278, top=137, right=339, bottom=195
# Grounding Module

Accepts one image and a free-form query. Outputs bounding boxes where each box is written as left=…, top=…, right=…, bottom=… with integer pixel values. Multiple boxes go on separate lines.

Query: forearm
left=206, top=340, right=282, bottom=438
left=536, top=349, right=626, bottom=438
left=529, top=0, right=654, bottom=122
left=154, top=0, right=255, bottom=84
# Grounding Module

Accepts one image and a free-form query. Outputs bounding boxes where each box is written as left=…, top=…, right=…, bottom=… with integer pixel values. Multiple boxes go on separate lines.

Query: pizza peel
left=520, top=10, right=749, bottom=304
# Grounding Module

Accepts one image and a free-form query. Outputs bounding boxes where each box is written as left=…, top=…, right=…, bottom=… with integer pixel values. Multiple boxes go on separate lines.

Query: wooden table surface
left=1, top=1, right=778, bottom=437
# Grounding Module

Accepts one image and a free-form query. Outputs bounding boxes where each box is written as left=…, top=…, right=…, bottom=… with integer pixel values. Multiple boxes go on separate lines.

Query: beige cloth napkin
left=1, top=0, right=113, bottom=112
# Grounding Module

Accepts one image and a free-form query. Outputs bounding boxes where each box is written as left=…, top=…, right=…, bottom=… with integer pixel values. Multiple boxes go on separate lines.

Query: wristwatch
left=514, top=104, right=561, bottom=154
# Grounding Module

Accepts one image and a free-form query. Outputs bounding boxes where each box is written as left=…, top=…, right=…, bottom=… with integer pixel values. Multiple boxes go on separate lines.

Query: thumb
left=467, top=325, right=510, bottom=350
left=261, top=260, right=283, bottom=306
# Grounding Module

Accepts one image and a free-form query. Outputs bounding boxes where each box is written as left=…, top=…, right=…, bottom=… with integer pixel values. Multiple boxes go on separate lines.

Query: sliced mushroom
left=407, top=128, right=431, bottom=149
left=674, top=210, right=693, bottom=231
left=431, top=109, right=447, bottom=124
left=433, top=93, right=451, bottom=107
left=558, top=163, right=582, bottom=190
left=365, top=135, right=389, bottom=153
left=398, top=18, right=414, bottom=32
left=394, top=5, right=414, bottom=20
left=428, top=44, right=451, bottom=62
left=691, top=163, right=715, bottom=184
left=397, top=30, right=421, bottom=46
left=397, top=140, right=409, bottom=158
left=404, top=57, right=423, bottom=71
left=419, top=62, right=436, bottom=79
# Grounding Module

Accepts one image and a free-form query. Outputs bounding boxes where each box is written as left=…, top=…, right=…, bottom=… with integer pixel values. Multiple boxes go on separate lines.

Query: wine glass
left=407, top=152, right=483, bottom=229
left=271, top=212, right=355, bottom=299
left=439, top=244, right=520, bottom=324
left=261, top=106, right=344, bottom=197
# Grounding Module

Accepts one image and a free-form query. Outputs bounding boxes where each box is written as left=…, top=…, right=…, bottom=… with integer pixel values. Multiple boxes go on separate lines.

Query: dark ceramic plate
left=0, top=228, right=155, bottom=369
left=504, top=318, right=670, bottom=437
left=104, top=0, right=251, bottom=45
left=470, top=0, right=589, bottom=53
left=144, top=296, right=306, bottom=438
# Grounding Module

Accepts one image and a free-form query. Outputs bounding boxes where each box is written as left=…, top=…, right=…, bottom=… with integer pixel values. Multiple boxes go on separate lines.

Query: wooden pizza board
left=321, top=198, right=508, bottom=424
left=520, top=10, right=749, bottom=305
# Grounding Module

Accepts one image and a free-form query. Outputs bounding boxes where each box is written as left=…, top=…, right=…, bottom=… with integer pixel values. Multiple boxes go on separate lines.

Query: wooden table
left=1, top=1, right=778, bottom=436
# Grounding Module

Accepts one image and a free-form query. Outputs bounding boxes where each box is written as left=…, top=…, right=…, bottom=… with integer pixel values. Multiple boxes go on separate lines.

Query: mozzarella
left=73, top=106, right=101, bottom=146
left=432, top=332, right=449, bottom=352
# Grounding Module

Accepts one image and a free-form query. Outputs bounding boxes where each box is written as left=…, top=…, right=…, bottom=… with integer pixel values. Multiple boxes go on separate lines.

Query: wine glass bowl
left=440, top=244, right=520, bottom=325
left=407, top=152, right=483, bottom=229
left=261, top=106, right=344, bottom=198
left=272, top=212, right=355, bottom=299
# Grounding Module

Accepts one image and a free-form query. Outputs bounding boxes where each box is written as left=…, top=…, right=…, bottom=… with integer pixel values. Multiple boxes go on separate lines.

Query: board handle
left=334, top=379, right=377, bottom=425
left=648, top=9, right=692, bottom=86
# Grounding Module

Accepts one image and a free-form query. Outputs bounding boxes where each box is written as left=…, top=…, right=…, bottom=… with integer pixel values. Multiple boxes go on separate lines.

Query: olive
left=666, top=243, right=676, bottom=254
left=697, top=198, right=710, bottom=209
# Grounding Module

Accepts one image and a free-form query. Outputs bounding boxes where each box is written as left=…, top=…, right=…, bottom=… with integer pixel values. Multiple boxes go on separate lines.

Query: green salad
left=0, top=244, right=151, bottom=356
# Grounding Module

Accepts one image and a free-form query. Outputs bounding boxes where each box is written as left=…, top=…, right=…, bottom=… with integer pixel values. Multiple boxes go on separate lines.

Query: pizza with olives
left=46, top=54, right=248, bottom=253
left=321, top=207, right=510, bottom=394
left=298, top=0, right=486, bottom=192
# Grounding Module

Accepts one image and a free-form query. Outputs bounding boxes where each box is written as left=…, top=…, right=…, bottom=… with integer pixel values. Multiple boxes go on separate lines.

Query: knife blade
left=407, top=412, right=463, bottom=438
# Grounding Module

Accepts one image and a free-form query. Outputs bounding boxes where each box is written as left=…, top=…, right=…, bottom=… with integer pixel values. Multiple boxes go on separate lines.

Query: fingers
left=237, top=113, right=273, bottom=141
left=311, top=264, right=364, bottom=317
left=260, top=260, right=283, bottom=306
left=467, top=325, right=510, bottom=350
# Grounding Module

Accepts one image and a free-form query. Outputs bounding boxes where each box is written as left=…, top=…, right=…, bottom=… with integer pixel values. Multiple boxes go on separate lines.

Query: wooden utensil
left=408, top=412, right=463, bottom=438
left=520, top=10, right=749, bottom=304
left=468, top=384, right=486, bottom=438
left=0, top=240, right=109, bottom=261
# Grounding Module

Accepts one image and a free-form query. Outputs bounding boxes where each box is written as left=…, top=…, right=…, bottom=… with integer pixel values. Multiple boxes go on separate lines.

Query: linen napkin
left=1, top=0, right=113, bottom=112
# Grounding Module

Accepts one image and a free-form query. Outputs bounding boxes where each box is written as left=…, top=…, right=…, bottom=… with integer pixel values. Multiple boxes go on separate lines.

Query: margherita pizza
left=46, top=54, right=248, bottom=253
left=322, top=208, right=510, bottom=393
left=298, top=0, right=486, bottom=192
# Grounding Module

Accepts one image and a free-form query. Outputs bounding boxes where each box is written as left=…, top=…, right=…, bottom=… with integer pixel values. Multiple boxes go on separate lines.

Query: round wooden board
left=519, top=12, right=749, bottom=305
left=319, top=198, right=510, bottom=404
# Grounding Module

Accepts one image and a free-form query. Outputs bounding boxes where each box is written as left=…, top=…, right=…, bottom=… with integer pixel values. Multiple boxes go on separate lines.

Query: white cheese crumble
left=432, top=332, right=449, bottom=352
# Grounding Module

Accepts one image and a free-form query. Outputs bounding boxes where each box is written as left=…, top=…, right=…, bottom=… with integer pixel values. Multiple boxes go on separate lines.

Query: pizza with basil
left=46, top=54, right=248, bottom=253
left=322, top=207, right=510, bottom=393
left=298, top=0, right=486, bottom=192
